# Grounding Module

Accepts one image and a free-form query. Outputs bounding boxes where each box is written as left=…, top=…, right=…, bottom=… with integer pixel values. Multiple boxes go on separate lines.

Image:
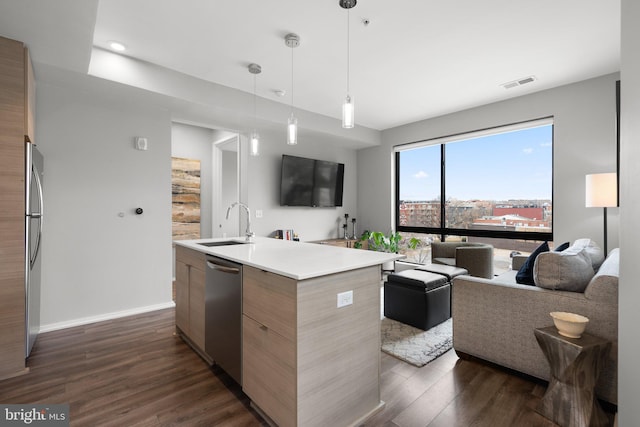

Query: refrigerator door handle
left=30, top=163, right=44, bottom=269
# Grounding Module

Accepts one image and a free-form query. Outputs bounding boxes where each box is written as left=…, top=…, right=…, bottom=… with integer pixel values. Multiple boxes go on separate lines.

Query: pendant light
left=248, top=63, right=262, bottom=156
left=340, top=0, right=356, bottom=129
left=285, top=33, right=300, bottom=145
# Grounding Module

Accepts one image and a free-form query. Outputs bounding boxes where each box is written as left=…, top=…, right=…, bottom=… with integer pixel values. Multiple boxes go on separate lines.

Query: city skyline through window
left=396, top=119, right=553, bottom=245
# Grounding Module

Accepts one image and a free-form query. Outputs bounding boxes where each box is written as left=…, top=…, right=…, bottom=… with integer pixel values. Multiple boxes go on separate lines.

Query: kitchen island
left=174, top=237, right=402, bottom=427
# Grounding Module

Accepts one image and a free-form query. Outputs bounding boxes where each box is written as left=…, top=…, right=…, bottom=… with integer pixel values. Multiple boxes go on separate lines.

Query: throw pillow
left=554, top=241, right=570, bottom=252
left=516, top=241, right=549, bottom=285
left=533, top=248, right=595, bottom=292
left=570, top=238, right=605, bottom=270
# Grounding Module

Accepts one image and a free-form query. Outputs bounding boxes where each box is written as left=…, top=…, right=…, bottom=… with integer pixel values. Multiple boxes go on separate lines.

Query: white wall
left=220, top=149, right=239, bottom=237
left=358, top=73, right=620, bottom=250
left=246, top=129, right=358, bottom=242
left=170, top=122, right=214, bottom=238
left=37, top=80, right=173, bottom=329
left=619, top=0, right=640, bottom=423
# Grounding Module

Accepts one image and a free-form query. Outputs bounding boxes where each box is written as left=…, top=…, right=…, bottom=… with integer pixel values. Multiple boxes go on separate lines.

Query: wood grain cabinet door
left=0, top=35, right=28, bottom=380
left=175, top=246, right=206, bottom=352
left=242, top=315, right=296, bottom=427
left=24, top=47, right=35, bottom=143
left=188, top=265, right=205, bottom=351
left=174, top=261, right=189, bottom=334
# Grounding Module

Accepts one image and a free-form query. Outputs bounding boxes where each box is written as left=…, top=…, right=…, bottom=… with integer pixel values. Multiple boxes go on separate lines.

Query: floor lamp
left=585, top=172, right=618, bottom=255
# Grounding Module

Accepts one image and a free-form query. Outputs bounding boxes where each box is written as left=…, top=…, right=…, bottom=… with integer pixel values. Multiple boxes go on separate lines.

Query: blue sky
left=399, top=124, right=553, bottom=201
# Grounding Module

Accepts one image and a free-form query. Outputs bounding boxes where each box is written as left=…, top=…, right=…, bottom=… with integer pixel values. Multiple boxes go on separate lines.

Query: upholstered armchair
left=431, top=242, right=494, bottom=278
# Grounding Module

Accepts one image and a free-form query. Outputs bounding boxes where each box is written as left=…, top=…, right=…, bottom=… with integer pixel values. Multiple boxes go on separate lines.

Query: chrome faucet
left=226, top=202, right=254, bottom=242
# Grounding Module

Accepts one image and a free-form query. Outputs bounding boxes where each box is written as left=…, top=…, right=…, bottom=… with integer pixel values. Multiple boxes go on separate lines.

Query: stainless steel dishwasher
left=205, top=255, right=242, bottom=384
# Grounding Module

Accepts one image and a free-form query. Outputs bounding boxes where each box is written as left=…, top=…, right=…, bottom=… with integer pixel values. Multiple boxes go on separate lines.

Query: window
left=396, top=118, right=553, bottom=248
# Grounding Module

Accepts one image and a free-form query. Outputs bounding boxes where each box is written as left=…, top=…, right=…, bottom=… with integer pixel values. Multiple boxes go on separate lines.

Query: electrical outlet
left=255, top=209, right=263, bottom=219
left=337, top=290, right=353, bottom=308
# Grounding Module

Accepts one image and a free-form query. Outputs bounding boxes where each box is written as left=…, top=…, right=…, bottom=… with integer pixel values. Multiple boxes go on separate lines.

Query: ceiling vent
left=501, top=75, right=537, bottom=90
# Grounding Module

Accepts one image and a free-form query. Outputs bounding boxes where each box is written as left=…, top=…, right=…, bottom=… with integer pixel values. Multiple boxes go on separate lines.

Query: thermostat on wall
left=134, top=137, right=148, bottom=151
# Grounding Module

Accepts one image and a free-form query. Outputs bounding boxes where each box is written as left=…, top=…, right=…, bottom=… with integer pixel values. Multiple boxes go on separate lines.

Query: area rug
left=381, top=317, right=452, bottom=367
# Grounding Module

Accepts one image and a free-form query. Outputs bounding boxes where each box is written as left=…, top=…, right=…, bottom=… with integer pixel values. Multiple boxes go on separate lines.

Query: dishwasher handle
left=206, top=260, right=241, bottom=274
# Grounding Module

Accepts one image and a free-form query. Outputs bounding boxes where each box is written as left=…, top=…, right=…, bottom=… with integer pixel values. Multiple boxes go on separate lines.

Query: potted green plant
left=405, top=236, right=430, bottom=264
left=356, top=230, right=405, bottom=270
left=363, top=230, right=401, bottom=252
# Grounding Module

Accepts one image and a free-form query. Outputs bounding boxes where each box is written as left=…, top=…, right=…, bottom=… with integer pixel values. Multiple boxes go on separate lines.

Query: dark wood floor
left=0, top=308, right=613, bottom=426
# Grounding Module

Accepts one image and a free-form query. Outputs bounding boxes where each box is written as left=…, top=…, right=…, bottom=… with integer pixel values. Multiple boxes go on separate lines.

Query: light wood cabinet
left=174, top=261, right=189, bottom=333
left=0, top=36, right=35, bottom=380
left=311, top=238, right=367, bottom=249
left=243, top=266, right=296, bottom=341
left=24, top=46, right=35, bottom=143
left=243, top=315, right=296, bottom=427
left=242, top=265, right=382, bottom=427
left=174, top=246, right=206, bottom=356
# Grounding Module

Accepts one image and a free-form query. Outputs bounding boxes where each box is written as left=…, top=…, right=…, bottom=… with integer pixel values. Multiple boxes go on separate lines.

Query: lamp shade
left=585, top=173, right=617, bottom=207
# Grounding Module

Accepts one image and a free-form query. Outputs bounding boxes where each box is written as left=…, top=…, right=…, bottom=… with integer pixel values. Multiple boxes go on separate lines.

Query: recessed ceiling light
left=108, top=41, right=127, bottom=52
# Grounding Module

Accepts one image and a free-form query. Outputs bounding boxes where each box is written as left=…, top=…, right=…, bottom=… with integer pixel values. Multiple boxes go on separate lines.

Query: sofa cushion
left=515, top=241, right=549, bottom=285
left=432, top=257, right=456, bottom=267
left=533, top=247, right=595, bottom=292
left=584, top=248, right=619, bottom=305
left=571, top=238, right=605, bottom=270
left=416, top=264, right=468, bottom=280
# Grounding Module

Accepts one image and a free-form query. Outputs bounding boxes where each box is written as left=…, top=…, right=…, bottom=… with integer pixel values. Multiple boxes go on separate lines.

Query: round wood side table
left=534, top=326, right=611, bottom=427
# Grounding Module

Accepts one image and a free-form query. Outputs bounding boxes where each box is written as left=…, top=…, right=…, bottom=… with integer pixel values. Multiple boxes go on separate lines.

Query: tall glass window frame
left=395, top=117, right=554, bottom=243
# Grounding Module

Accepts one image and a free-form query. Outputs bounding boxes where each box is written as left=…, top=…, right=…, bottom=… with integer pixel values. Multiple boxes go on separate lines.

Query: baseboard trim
left=39, top=301, right=176, bottom=333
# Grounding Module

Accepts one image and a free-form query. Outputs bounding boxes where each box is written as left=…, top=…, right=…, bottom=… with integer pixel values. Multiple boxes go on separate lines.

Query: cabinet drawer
left=189, top=265, right=205, bottom=350
left=175, top=245, right=206, bottom=268
left=242, top=315, right=296, bottom=427
left=243, top=266, right=296, bottom=341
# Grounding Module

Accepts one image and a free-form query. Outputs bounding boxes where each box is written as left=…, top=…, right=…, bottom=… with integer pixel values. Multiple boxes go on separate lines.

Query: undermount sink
left=197, top=240, right=249, bottom=247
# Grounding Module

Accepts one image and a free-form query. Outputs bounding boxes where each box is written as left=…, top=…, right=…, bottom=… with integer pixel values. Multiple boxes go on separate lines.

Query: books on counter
left=275, top=229, right=299, bottom=241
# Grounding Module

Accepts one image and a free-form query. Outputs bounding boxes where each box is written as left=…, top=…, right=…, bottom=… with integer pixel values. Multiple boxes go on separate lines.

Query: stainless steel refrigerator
left=25, top=141, right=44, bottom=358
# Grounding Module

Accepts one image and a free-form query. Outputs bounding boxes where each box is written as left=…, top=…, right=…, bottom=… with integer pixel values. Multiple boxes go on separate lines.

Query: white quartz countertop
left=174, top=236, right=403, bottom=280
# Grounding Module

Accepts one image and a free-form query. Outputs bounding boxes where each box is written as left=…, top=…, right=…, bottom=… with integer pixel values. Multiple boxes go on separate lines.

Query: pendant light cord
left=253, top=74, right=257, bottom=129
left=291, top=45, right=294, bottom=114
left=346, top=8, right=350, bottom=95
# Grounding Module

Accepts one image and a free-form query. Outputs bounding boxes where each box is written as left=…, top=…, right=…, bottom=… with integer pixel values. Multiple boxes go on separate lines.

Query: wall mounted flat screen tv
left=280, top=155, right=344, bottom=207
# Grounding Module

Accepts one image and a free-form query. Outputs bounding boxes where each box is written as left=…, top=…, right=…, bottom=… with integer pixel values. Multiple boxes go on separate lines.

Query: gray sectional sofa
left=452, top=243, right=618, bottom=404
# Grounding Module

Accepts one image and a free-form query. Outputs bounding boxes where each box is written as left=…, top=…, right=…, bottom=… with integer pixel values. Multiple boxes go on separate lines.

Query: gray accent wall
left=357, top=73, right=620, bottom=251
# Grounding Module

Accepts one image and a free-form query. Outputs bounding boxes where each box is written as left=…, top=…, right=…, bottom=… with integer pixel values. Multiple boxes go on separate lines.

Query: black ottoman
left=415, top=264, right=468, bottom=281
left=384, top=270, right=451, bottom=331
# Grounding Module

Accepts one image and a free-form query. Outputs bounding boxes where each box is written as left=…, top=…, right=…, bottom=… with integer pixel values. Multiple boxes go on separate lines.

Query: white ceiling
left=0, top=0, right=621, bottom=132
